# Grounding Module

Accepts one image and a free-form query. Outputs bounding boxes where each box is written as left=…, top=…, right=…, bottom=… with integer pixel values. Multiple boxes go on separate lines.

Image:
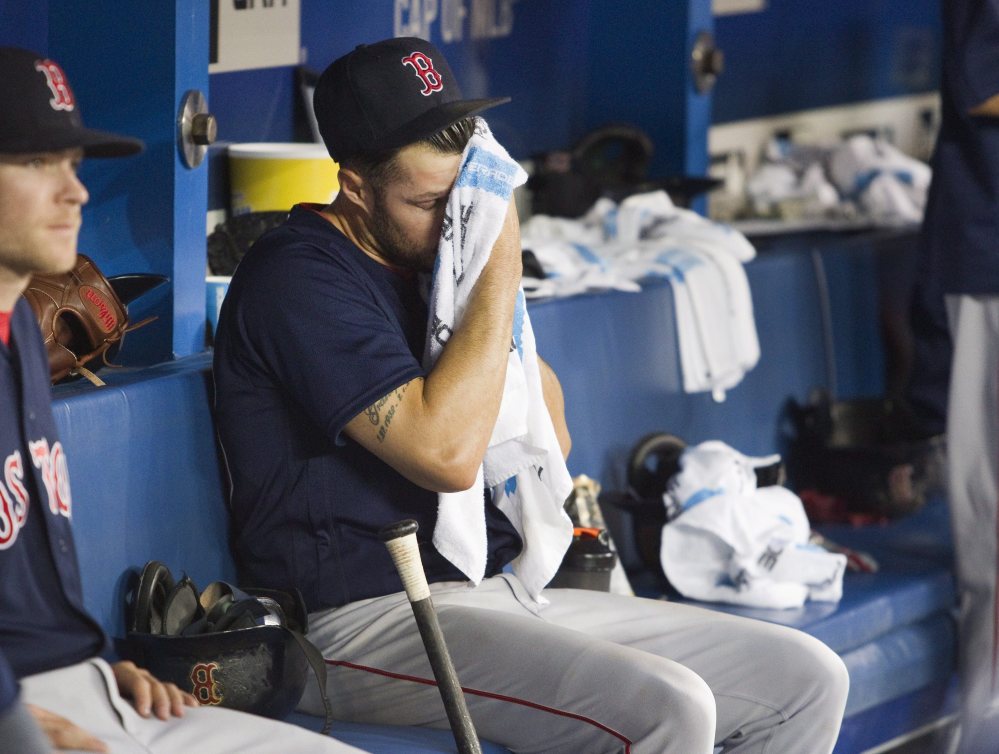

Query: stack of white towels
left=521, top=190, right=760, bottom=401
left=745, top=134, right=931, bottom=226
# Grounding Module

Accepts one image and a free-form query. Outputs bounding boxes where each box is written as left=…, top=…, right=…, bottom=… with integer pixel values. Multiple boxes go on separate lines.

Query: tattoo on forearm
left=377, top=404, right=397, bottom=442
left=365, top=382, right=411, bottom=443
left=365, top=394, right=390, bottom=425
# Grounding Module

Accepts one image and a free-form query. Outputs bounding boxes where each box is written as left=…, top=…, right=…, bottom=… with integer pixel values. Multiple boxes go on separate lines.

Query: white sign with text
left=394, top=0, right=517, bottom=43
left=211, top=0, right=301, bottom=73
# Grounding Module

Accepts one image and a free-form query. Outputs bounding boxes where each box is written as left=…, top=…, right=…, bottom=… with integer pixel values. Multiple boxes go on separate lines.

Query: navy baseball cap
left=313, top=37, right=509, bottom=162
left=0, top=47, right=144, bottom=157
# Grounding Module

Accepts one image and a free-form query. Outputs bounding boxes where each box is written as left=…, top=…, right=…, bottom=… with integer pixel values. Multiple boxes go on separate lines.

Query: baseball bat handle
left=380, top=519, right=483, bottom=754
left=380, top=519, right=431, bottom=603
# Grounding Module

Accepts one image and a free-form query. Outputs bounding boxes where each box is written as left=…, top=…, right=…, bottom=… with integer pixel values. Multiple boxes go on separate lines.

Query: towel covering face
left=424, top=120, right=574, bottom=600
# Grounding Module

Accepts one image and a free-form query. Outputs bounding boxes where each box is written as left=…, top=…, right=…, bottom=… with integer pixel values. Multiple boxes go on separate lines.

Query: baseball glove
left=21, top=254, right=153, bottom=386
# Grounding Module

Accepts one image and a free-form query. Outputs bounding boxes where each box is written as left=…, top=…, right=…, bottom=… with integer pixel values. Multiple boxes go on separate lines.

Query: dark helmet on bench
left=122, top=561, right=330, bottom=729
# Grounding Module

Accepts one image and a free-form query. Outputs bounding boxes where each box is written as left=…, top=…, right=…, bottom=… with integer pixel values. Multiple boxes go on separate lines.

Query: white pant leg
left=304, top=577, right=714, bottom=753
left=303, top=574, right=846, bottom=754
left=538, top=586, right=848, bottom=754
left=946, top=294, right=999, bottom=750
left=19, top=658, right=364, bottom=754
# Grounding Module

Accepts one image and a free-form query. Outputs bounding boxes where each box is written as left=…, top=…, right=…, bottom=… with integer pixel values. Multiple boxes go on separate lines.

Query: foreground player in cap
left=0, top=46, right=366, bottom=753
left=214, top=37, right=849, bottom=752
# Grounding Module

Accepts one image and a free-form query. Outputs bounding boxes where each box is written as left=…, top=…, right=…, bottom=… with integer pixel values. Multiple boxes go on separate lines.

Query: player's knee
left=647, top=665, right=716, bottom=747
left=783, top=630, right=850, bottom=712
left=677, top=672, right=717, bottom=734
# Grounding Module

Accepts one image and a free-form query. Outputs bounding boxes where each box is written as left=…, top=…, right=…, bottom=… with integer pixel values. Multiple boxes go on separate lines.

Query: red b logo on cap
left=34, top=60, right=75, bottom=112
left=401, top=52, right=443, bottom=96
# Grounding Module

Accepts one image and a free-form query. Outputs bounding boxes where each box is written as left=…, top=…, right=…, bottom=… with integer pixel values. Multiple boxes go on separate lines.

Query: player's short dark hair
left=343, top=117, right=477, bottom=191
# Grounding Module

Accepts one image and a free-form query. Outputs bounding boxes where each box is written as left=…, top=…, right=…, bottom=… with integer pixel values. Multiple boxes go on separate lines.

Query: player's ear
left=336, top=167, right=371, bottom=212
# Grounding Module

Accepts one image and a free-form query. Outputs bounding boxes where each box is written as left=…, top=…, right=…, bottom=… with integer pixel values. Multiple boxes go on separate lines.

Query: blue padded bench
left=51, top=227, right=954, bottom=753
left=623, top=500, right=957, bottom=753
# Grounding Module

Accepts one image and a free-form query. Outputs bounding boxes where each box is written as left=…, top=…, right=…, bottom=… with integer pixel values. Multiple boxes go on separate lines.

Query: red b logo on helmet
left=34, top=60, right=75, bottom=112
left=190, top=662, right=223, bottom=705
left=401, top=52, right=443, bottom=96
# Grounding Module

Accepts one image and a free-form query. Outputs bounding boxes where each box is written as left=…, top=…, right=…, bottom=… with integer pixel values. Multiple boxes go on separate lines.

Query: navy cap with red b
left=313, top=37, right=509, bottom=163
left=0, top=47, right=143, bottom=158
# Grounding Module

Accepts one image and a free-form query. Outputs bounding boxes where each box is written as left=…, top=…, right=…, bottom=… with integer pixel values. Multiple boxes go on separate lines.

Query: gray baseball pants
left=947, top=294, right=999, bottom=752
left=18, top=657, right=365, bottom=753
left=300, top=573, right=848, bottom=753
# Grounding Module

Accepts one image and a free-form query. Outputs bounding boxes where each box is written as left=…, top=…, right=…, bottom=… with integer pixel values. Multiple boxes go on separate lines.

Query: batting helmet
left=122, top=561, right=332, bottom=731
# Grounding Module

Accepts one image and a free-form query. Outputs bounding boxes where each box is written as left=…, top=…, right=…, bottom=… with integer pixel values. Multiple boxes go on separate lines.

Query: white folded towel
left=616, top=193, right=760, bottom=401
left=520, top=191, right=761, bottom=399
left=660, top=441, right=846, bottom=609
left=425, top=119, right=574, bottom=601
left=668, top=237, right=760, bottom=401
left=827, top=135, right=931, bottom=225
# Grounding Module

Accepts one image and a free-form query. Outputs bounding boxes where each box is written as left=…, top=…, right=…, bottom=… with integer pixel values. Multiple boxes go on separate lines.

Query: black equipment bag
left=786, top=390, right=945, bottom=520
left=527, top=124, right=721, bottom=218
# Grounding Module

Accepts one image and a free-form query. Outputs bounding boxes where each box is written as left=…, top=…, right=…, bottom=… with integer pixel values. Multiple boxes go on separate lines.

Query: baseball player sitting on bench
left=213, top=37, right=849, bottom=753
left=0, top=46, right=366, bottom=754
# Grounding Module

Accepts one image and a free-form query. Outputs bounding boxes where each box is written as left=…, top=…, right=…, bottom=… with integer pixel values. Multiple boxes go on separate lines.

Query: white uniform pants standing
left=947, top=294, right=999, bottom=752
left=18, top=658, right=364, bottom=753
left=301, top=574, right=848, bottom=754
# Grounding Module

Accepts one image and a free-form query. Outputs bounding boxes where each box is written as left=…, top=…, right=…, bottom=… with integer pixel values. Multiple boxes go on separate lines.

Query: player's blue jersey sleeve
left=219, top=220, right=424, bottom=444
left=952, top=0, right=999, bottom=112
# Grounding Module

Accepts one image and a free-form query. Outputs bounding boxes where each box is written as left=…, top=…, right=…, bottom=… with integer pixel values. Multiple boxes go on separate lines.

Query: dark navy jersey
left=213, top=205, right=521, bottom=612
left=922, top=0, right=999, bottom=294
left=0, top=299, right=106, bottom=714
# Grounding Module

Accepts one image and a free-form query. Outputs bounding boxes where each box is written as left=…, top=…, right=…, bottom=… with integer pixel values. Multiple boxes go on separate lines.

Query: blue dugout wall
left=1, top=0, right=210, bottom=364
left=211, top=0, right=714, bottom=205
left=714, top=0, right=941, bottom=123
left=1, top=0, right=718, bottom=362
left=0, top=0, right=942, bottom=367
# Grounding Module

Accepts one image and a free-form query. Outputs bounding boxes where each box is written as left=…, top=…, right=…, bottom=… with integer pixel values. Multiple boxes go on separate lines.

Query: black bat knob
left=380, top=519, right=419, bottom=542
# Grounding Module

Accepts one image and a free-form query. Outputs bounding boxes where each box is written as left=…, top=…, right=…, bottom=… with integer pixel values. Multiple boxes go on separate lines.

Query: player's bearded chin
left=369, top=196, right=437, bottom=272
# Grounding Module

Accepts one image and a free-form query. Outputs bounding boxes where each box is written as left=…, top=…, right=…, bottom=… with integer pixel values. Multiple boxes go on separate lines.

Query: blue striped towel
left=424, top=119, right=573, bottom=601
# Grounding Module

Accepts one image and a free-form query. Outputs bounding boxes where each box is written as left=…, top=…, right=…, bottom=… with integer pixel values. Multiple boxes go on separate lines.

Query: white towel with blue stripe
left=660, top=441, right=846, bottom=609
left=827, top=135, right=931, bottom=226
left=520, top=191, right=761, bottom=400
left=616, top=192, right=760, bottom=401
left=424, top=119, right=574, bottom=601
